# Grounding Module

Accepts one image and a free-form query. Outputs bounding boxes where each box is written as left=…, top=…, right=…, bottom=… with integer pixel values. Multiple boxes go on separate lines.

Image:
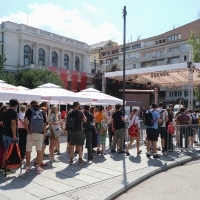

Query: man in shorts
left=24, top=101, right=47, bottom=173
left=146, top=103, right=162, bottom=159
left=69, top=102, right=87, bottom=165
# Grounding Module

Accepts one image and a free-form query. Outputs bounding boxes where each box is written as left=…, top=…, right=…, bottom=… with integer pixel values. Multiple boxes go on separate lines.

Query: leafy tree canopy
left=0, top=54, right=7, bottom=72
left=15, top=69, right=63, bottom=89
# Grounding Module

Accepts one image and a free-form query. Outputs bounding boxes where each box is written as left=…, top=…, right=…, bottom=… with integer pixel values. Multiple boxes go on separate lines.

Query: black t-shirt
left=68, top=109, right=84, bottom=131
left=0, top=124, right=4, bottom=144
left=25, top=108, right=47, bottom=134
left=2, top=109, right=18, bottom=138
left=112, top=110, right=124, bottom=129
left=83, top=111, right=94, bottom=132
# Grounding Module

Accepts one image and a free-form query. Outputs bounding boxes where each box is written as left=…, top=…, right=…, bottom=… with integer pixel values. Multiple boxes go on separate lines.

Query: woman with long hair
left=0, top=105, right=7, bottom=169
left=90, top=106, right=97, bottom=152
left=95, top=105, right=108, bottom=155
left=125, top=108, right=141, bottom=156
left=48, top=105, right=63, bottom=162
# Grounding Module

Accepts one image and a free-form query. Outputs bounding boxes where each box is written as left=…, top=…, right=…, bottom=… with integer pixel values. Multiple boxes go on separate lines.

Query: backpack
left=5, top=142, right=22, bottom=177
left=30, top=108, right=44, bottom=133
left=66, top=110, right=78, bottom=130
left=144, top=110, right=155, bottom=126
left=191, top=114, right=198, bottom=125
left=158, top=110, right=165, bottom=127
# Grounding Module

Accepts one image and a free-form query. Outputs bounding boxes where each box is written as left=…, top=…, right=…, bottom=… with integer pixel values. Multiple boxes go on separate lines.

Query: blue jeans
left=3, top=135, right=13, bottom=150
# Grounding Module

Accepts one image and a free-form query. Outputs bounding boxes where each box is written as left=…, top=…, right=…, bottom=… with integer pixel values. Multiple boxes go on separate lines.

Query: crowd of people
left=0, top=99, right=199, bottom=174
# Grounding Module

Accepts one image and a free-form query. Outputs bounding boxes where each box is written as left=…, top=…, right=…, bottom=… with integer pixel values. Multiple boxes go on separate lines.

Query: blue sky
left=1, top=0, right=200, bottom=45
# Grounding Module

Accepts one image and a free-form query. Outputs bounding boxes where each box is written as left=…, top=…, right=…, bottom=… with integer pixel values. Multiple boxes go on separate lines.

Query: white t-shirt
left=128, top=115, right=140, bottom=128
left=157, top=108, right=168, bottom=127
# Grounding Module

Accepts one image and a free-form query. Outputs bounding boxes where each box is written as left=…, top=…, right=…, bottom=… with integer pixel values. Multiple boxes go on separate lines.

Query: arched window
left=38, top=48, right=45, bottom=66
left=75, top=56, right=80, bottom=71
left=52, top=51, right=58, bottom=67
left=24, top=45, right=31, bottom=65
left=64, top=54, right=69, bottom=69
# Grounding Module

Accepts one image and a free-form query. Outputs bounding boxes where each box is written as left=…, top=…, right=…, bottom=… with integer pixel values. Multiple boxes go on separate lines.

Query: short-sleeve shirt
left=146, top=109, right=160, bottom=129
left=95, top=112, right=103, bottom=123
left=112, top=110, right=124, bottom=129
left=25, top=108, right=47, bottom=134
left=177, top=113, right=190, bottom=125
left=2, top=109, right=18, bottom=138
left=128, top=115, right=140, bottom=128
left=157, top=108, right=168, bottom=127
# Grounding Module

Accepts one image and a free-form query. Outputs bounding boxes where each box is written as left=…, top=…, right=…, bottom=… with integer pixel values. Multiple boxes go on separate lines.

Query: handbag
left=167, top=122, right=174, bottom=134
left=52, top=124, right=63, bottom=137
left=128, top=116, right=138, bottom=137
left=101, top=120, right=108, bottom=133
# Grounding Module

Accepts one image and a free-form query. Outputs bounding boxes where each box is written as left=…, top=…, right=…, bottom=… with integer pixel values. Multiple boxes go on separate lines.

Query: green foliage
left=15, top=69, right=63, bottom=89
left=0, top=54, right=7, bottom=72
left=0, top=72, right=16, bottom=85
left=188, top=31, right=200, bottom=63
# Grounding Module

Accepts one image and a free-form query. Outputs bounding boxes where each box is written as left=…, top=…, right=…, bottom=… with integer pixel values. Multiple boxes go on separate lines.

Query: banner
left=71, top=70, right=78, bottom=92
left=48, top=66, right=57, bottom=74
left=80, top=72, right=87, bottom=90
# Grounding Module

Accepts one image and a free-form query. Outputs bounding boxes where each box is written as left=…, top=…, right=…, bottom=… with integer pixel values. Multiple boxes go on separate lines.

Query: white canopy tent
left=80, top=88, right=101, bottom=93
left=0, top=82, right=40, bottom=101
left=17, top=86, right=29, bottom=90
left=31, top=83, right=91, bottom=103
left=77, top=90, right=123, bottom=105
left=105, top=62, right=200, bottom=109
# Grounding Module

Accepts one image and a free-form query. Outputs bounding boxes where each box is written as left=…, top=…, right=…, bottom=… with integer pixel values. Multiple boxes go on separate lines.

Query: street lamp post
left=94, top=59, right=96, bottom=73
left=30, top=44, right=34, bottom=64
left=122, top=6, right=127, bottom=113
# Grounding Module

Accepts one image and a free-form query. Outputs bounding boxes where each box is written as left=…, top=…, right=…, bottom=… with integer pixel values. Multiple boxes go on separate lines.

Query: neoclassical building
left=0, top=21, right=91, bottom=91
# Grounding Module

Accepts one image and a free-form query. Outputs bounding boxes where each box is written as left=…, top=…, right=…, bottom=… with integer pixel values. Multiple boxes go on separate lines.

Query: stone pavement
left=0, top=136, right=200, bottom=200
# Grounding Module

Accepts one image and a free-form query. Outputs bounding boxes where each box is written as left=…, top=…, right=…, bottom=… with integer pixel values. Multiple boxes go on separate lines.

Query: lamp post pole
left=30, top=44, right=34, bottom=64
left=122, top=6, right=127, bottom=113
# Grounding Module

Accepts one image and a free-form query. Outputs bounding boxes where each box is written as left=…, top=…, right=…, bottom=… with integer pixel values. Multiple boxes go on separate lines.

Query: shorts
left=3, top=135, right=14, bottom=150
left=26, top=133, right=43, bottom=151
left=158, top=127, right=166, bottom=139
left=69, top=130, right=85, bottom=146
left=146, top=128, right=158, bottom=142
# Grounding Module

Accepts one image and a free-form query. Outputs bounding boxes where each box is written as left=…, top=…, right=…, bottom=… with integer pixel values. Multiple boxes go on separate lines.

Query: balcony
left=165, top=50, right=181, bottom=58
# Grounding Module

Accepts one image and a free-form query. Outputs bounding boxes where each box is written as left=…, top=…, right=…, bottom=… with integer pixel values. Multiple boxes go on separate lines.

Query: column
left=71, top=52, right=75, bottom=70
left=49, top=46, right=52, bottom=66
left=82, top=55, right=84, bottom=72
left=61, top=49, right=64, bottom=68
left=35, top=42, right=38, bottom=65
left=20, top=39, right=24, bottom=66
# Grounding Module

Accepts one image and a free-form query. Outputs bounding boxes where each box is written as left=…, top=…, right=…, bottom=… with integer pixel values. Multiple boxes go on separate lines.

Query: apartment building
left=99, top=19, right=200, bottom=104
left=0, top=21, right=91, bottom=91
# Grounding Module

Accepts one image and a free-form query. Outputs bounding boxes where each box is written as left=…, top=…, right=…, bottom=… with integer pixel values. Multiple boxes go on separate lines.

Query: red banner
left=80, top=72, right=87, bottom=90
left=60, top=69, right=68, bottom=89
left=48, top=66, right=57, bottom=74
left=71, top=70, right=78, bottom=92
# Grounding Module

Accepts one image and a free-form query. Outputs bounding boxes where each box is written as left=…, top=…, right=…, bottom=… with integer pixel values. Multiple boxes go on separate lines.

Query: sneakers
left=153, top=154, right=160, bottom=159
left=146, top=153, right=151, bottom=158
left=111, top=149, right=116, bottom=153
left=78, top=159, right=86, bottom=166
left=69, top=159, right=73, bottom=165
left=125, top=152, right=130, bottom=156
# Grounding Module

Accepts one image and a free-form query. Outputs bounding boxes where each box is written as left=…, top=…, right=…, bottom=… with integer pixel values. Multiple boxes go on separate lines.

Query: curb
left=96, top=153, right=200, bottom=200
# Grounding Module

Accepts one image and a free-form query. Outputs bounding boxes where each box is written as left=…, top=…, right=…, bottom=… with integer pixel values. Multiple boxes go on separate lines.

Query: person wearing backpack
left=24, top=101, right=47, bottom=173
left=145, top=103, right=162, bottom=159
left=67, top=102, right=87, bottom=165
left=157, top=102, right=168, bottom=154
left=111, top=104, right=125, bottom=153
left=1, top=99, right=19, bottom=174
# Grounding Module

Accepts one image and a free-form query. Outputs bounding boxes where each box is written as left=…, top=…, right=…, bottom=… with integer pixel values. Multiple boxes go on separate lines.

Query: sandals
left=34, top=162, right=47, bottom=166
left=25, top=167, right=31, bottom=173
left=37, top=167, right=44, bottom=173
left=137, top=150, right=142, bottom=155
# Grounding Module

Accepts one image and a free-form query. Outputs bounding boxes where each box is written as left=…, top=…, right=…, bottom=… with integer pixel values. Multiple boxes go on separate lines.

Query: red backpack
left=5, top=142, right=22, bottom=177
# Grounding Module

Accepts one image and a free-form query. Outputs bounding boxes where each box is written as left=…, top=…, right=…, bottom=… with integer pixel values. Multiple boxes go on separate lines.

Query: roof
left=105, top=62, right=200, bottom=86
left=91, top=40, right=110, bottom=49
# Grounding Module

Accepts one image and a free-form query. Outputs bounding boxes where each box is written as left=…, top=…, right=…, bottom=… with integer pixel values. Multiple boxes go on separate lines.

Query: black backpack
left=158, top=110, right=165, bottom=127
left=191, top=114, right=198, bottom=125
left=144, top=110, right=155, bottom=126
left=5, top=142, right=22, bottom=177
left=66, top=110, right=78, bottom=130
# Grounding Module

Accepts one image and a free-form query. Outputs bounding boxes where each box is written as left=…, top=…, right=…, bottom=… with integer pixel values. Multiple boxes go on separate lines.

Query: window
left=168, top=34, right=181, bottom=42
left=156, top=38, right=166, bottom=44
left=169, top=46, right=180, bottom=52
left=24, top=45, right=31, bottom=65
left=64, top=54, right=69, bottom=69
left=125, top=46, right=130, bottom=51
left=132, top=44, right=140, bottom=49
left=184, top=91, right=188, bottom=96
left=75, top=56, right=80, bottom=71
left=112, top=50, right=118, bottom=54
left=133, top=64, right=136, bottom=68
left=52, top=51, right=58, bottom=67
left=168, top=57, right=180, bottom=64
left=175, top=34, right=178, bottom=40
left=171, top=35, right=175, bottom=41
left=102, top=52, right=110, bottom=56
left=38, top=48, right=45, bottom=66
left=178, top=34, right=181, bottom=39
left=168, top=36, right=171, bottom=42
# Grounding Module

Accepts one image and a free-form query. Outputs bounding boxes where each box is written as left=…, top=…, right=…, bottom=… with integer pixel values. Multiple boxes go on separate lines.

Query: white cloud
left=0, top=3, right=122, bottom=45
left=83, top=2, right=97, bottom=13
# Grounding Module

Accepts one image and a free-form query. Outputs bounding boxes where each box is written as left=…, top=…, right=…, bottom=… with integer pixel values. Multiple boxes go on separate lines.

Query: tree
left=188, top=31, right=200, bottom=103
left=15, top=69, right=63, bottom=89
left=0, top=54, right=7, bottom=72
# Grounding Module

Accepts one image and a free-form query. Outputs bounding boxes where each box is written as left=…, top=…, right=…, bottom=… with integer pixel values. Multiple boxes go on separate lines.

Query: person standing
left=83, top=105, right=95, bottom=160
left=2, top=99, right=19, bottom=173
left=18, top=105, right=27, bottom=163
left=146, top=103, right=162, bottom=159
left=90, top=106, right=97, bottom=152
left=157, top=102, right=168, bottom=154
left=24, top=101, right=47, bottom=173
left=68, top=102, right=87, bottom=165
left=111, top=104, right=125, bottom=153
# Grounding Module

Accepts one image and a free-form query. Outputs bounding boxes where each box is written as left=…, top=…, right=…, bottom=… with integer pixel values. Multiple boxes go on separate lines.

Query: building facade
left=0, top=21, right=92, bottom=91
left=99, top=19, right=200, bottom=104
